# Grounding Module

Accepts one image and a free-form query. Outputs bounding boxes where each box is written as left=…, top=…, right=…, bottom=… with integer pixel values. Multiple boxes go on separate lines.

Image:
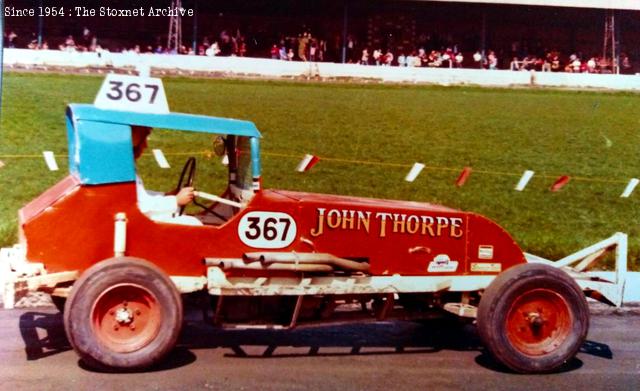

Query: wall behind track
left=4, top=49, right=640, bottom=91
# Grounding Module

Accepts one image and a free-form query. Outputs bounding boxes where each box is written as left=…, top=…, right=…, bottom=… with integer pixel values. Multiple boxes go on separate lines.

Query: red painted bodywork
left=20, top=176, right=526, bottom=278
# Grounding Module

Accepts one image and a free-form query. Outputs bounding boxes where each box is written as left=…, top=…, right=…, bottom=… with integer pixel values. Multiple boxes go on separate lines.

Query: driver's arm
left=175, top=187, right=195, bottom=206
left=136, top=176, right=179, bottom=216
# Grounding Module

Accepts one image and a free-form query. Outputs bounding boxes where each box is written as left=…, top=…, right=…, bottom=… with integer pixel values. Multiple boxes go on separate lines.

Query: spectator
left=586, top=57, right=597, bottom=73
left=406, top=52, right=415, bottom=67
left=279, top=45, right=287, bottom=60
left=373, top=48, right=382, bottom=65
left=298, top=32, right=309, bottom=61
left=620, top=53, right=633, bottom=74
left=270, top=44, right=279, bottom=59
left=59, top=35, right=77, bottom=52
left=383, top=49, right=394, bottom=66
left=397, top=53, right=406, bottom=67
left=309, top=40, right=317, bottom=62
left=442, top=48, right=454, bottom=68
left=510, top=57, right=520, bottom=71
left=6, top=31, right=18, bottom=48
left=487, top=51, right=497, bottom=70
left=454, top=52, right=463, bottom=68
left=550, top=52, right=561, bottom=72
left=360, top=48, right=369, bottom=65
left=287, top=48, right=294, bottom=61
left=473, top=50, right=483, bottom=69
left=565, top=54, right=580, bottom=72
left=412, top=53, right=422, bottom=67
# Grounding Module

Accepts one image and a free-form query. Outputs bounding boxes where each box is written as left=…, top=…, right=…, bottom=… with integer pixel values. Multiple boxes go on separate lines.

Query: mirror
left=213, top=136, right=226, bottom=156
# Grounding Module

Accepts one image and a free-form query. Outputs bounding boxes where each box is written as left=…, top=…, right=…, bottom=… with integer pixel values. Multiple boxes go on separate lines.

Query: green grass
left=2, top=72, right=640, bottom=269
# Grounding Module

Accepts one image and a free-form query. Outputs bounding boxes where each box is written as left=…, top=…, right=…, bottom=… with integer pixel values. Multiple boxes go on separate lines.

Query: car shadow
left=19, top=311, right=71, bottom=361
left=18, top=309, right=612, bottom=374
left=179, top=316, right=483, bottom=359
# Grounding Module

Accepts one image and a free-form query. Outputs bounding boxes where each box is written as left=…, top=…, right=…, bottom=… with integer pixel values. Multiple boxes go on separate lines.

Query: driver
left=132, top=126, right=202, bottom=226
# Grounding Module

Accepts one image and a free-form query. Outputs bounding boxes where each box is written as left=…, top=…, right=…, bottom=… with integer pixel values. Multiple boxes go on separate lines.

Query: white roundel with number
left=238, top=211, right=297, bottom=249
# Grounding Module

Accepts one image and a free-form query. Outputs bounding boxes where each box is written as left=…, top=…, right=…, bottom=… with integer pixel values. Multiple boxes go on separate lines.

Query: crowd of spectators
left=3, top=27, right=634, bottom=74
left=507, top=51, right=633, bottom=74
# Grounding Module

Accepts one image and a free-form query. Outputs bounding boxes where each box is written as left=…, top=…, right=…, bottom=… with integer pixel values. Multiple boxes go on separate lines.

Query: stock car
left=1, top=99, right=627, bottom=374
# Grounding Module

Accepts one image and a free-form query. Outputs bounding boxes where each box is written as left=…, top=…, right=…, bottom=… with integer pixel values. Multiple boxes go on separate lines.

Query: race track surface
left=1, top=306, right=639, bottom=390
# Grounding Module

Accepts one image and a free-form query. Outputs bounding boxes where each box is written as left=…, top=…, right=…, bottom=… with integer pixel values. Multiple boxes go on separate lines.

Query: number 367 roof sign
left=94, top=74, right=170, bottom=114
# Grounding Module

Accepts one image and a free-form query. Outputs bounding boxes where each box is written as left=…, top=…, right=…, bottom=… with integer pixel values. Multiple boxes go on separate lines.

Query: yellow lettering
left=450, top=217, right=464, bottom=238
left=356, top=211, right=371, bottom=233
left=406, top=215, right=420, bottom=234
left=376, top=212, right=392, bottom=237
left=421, top=216, right=436, bottom=236
left=310, top=208, right=326, bottom=237
left=393, top=213, right=406, bottom=233
left=342, top=210, right=355, bottom=229
left=327, top=209, right=341, bottom=229
left=436, top=217, right=449, bottom=236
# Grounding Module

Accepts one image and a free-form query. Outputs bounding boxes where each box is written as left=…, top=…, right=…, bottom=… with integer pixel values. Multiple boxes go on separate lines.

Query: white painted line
left=0, top=160, right=4, bottom=169
left=221, top=154, right=229, bottom=166
left=405, top=163, right=425, bottom=182
left=621, top=178, right=639, bottom=198
left=515, top=170, right=534, bottom=191
left=152, top=149, right=170, bottom=169
left=42, top=151, right=59, bottom=171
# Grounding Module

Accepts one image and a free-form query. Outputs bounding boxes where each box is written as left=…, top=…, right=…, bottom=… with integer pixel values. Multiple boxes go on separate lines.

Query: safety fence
left=1, top=148, right=638, bottom=198
left=4, top=48, right=640, bottom=91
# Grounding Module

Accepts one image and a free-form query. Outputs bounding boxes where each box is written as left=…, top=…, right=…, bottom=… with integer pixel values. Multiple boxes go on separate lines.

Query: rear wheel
left=477, top=263, right=588, bottom=373
left=64, top=257, right=183, bottom=370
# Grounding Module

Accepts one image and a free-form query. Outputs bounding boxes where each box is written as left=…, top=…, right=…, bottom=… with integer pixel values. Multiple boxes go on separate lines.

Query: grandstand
left=3, top=0, right=640, bottom=71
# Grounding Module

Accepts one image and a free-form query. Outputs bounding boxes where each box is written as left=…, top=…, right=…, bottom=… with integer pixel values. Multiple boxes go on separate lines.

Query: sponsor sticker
left=428, top=254, right=459, bottom=273
left=478, top=245, right=494, bottom=260
left=471, top=263, right=502, bottom=273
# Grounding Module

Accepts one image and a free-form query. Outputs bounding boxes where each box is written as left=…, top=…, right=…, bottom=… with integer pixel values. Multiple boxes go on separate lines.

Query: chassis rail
left=0, top=233, right=630, bottom=310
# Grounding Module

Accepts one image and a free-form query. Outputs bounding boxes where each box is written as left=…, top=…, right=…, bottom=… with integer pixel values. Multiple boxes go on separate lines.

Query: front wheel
left=477, top=263, right=589, bottom=373
left=64, top=257, right=183, bottom=370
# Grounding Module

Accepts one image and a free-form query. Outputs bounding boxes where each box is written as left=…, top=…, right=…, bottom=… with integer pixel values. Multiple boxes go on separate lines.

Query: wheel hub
left=114, top=306, right=134, bottom=325
left=505, top=288, right=572, bottom=356
left=526, top=312, right=545, bottom=330
left=91, top=283, right=161, bottom=353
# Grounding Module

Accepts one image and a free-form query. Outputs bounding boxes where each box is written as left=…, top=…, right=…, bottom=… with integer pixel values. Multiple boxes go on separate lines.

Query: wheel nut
left=135, top=309, right=141, bottom=316
left=113, top=324, right=119, bottom=331
left=129, top=324, right=136, bottom=330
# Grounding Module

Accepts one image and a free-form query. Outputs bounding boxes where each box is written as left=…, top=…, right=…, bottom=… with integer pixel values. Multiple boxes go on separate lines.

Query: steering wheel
left=175, top=157, right=232, bottom=221
left=176, top=157, right=196, bottom=215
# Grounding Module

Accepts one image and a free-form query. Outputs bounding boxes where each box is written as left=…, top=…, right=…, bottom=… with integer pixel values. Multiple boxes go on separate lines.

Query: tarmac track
left=0, top=305, right=639, bottom=391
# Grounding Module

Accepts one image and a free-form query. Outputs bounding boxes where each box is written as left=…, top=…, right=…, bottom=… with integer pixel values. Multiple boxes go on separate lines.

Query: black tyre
left=63, top=257, right=183, bottom=370
left=477, top=263, right=589, bottom=373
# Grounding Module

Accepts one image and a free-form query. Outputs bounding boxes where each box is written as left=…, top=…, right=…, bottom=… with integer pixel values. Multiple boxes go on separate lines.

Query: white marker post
left=42, top=151, right=59, bottom=171
left=405, top=163, right=425, bottom=182
left=621, top=178, right=639, bottom=198
left=296, top=154, right=320, bottom=172
left=515, top=170, right=535, bottom=191
left=152, top=149, right=170, bottom=169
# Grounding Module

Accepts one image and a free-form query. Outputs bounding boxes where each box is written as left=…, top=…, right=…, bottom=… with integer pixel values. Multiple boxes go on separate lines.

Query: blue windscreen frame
left=65, top=104, right=262, bottom=185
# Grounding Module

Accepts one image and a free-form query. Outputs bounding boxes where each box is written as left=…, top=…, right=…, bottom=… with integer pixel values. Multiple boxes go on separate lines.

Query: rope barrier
left=0, top=149, right=633, bottom=185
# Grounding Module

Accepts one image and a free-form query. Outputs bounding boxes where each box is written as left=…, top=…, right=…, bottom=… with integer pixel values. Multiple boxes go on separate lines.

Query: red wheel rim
left=505, top=288, right=572, bottom=356
left=91, top=284, right=162, bottom=353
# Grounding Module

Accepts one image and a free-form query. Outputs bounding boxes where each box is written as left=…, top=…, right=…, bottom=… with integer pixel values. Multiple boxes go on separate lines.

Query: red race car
left=2, top=93, right=626, bottom=373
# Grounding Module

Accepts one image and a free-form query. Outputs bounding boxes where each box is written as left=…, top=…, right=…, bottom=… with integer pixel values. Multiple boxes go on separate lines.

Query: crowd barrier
left=4, top=48, right=640, bottom=90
